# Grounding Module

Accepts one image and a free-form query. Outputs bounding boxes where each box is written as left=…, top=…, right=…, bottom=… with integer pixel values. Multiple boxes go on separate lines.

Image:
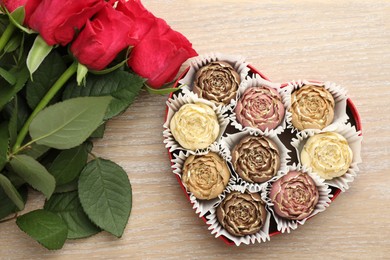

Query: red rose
left=28, top=0, right=105, bottom=46
left=71, top=4, right=136, bottom=70
left=115, top=0, right=196, bottom=88
left=115, top=0, right=155, bottom=42
left=1, top=0, right=40, bottom=25
left=128, top=18, right=197, bottom=88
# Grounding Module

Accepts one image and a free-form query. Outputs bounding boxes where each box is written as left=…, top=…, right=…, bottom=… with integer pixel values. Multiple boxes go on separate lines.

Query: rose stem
left=0, top=23, right=16, bottom=53
left=12, top=61, right=78, bottom=153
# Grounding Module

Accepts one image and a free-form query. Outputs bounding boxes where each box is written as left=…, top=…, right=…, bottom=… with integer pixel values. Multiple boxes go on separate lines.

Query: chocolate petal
left=217, top=191, right=266, bottom=237
left=232, top=135, right=281, bottom=183
left=235, top=86, right=285, bottom=131
left=193, top=61, right=240, bottom=105
left=270, top=171, right=319, bottom=220
left=182, top=152, right=230, bottom=200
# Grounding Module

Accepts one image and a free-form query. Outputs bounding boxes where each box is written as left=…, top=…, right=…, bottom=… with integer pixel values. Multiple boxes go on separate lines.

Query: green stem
left=12, top=62, right=78, bottom=153
left=0, top=22, right=16, bottom=53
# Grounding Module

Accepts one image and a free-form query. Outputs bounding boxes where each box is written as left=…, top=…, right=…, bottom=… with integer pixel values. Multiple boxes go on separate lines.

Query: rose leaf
left=0, top=173, right=24, bottom=210
left=0, top=185, right=27, bottom=220
left=29, top=96, right=112, bottom=149
left=44, top=191, right=101, bottom=239
left=78, top=158, right=132, bottom=237
left=16, top=209, right=68, bottom=250
left=9, top=154, right=55, bottom=199
left=0, top=122, right=9, bottom=171
left=26, top=50, right=67, bottom=110
left=62, top=70, right=145, bottom=120
left=48, top=143, right=88, bottom=186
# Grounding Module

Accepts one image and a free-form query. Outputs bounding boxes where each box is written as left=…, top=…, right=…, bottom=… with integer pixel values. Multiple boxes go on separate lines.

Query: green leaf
left=26, top=35, right=53, bottom=78
left=22, top=143, right=50, bottom=160
left=76, top=62, right=88, bottom=86
left=26, top=50, right=67, bottom=109
left=0, top=67, right=16, bottom=85
left=4, top=171, right=26, bottom=188
left=62, top=70, right=145, bottom=119
left=44, top=191, right=101, bottom=239
left=144, top=83, right=182, bottom=95
left=29, top=96, right=112, bottom=149
left=0, top=185, right=27, bottom=220
left=9, top=7, right=24, bottom=24
left=0, top=64, right=29, bottom=111
left=4, top=94, right=30, bottom=134
left=0, top=122, right=9, bottom=170
left=6, top=7, right=34, bottom=34
left=16, top=209, right=68, bottom=250
left=90, top=123, right=106, bottom=139
left=78, top=158, right=132, bottom=237
left=49, top=144, right=88, bottom=185
left=10, top=154, right=55, bottom=199
left=54, top=179, right=78, bottom=194
left=8, top=97, right=18, bottom=148
left=3, top=33, right=22, bottom=53
left=0, top=173, right=24, bottom=210
left=90, top=58, right=127, bottom=75
left=85, top=141, right=93, bottom=152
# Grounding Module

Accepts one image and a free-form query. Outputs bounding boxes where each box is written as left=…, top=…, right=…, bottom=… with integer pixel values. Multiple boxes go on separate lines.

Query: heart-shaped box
left=164, top=54, right=362, bottom=246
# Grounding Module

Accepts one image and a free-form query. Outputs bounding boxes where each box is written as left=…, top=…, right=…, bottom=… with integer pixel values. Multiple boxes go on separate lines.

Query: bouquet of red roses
left=0, top=0, right=196, bottom=250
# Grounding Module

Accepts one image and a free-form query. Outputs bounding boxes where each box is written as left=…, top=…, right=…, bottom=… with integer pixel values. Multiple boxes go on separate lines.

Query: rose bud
left=182, top=152, right=230, bottom=200
left=301, top=132, right=353, bottom=180
left=217, top=191, right=267, bottom=237
left=235, top=86, right=285, bottom=131
left=193, top=61, right=240, bottom=105
left=290, top=85, right=335, bottom=130
left=270, top=171, right=319, bottom=220
left=28, top=0, right=105, bottom=46
left=232, top=135, right=280, bottom=183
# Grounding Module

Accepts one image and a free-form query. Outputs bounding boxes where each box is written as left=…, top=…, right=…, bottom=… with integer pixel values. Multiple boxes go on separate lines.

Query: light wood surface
left=1, top=0, right=390, bottom=259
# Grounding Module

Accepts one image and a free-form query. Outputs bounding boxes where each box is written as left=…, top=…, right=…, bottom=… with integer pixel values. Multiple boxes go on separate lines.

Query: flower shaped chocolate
left=170, top=103, right=220, bottom=150
left=193, top=61, right=240, bottom=105
left=182, top=152, right=230, bottom=200
left=232, top=136, right=280, bottom=183
left=270, top=171, right=319, bottom=220
left=235, top=86, right=285, bottom=131
left=217, top=191, right=266, bottom=237
left=301, top=132, right=353, bottom=180
left=290, top=85, right=335, bottom=130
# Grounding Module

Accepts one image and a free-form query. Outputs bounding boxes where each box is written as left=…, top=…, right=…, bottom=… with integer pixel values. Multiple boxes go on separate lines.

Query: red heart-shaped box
left=165, top=64, right=362, bottom=245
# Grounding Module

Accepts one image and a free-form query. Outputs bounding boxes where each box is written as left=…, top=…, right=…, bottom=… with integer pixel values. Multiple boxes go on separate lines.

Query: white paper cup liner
left=177, top=52, right=251, bottom=112
left=291, top=123, right=363, bottom=191
left=170, top=144, right=237, bottom=217
left=205, top=185, right=271, bottom=246
left=229, top=75, right=287, bottom=137
left=163, top=91, right=229, bottom=155
left=262, top=163, right=332, bottom=234
left=219, top=130, right=290, bottom=193
left=283, top=79, right=349, bottom=133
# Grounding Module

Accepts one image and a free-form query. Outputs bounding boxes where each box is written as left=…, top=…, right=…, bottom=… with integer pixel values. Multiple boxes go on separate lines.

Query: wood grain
left=1, top=0, right=390, bottom=259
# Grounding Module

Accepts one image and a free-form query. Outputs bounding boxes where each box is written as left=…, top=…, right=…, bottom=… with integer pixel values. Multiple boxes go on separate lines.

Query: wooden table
left=1, top=1, right=389, bottom=259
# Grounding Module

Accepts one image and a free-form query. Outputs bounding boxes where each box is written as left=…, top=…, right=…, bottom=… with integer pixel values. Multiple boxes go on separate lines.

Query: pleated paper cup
left=291, top=123, right=363, bottom=191
left=206, top=185, right=271, bottom=246
left=219, top=130, right=290, bottom=193
left=163, top=91, right=229, bottom=155
left=170, top=144, right=237, bottom=217
left=177, top=52, right=251, bottom=112
left=230, top=74, right=287, bottom=137
left=262, top=163, right=332, bottom=233
left=283, top=79, right=349, bottom=133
